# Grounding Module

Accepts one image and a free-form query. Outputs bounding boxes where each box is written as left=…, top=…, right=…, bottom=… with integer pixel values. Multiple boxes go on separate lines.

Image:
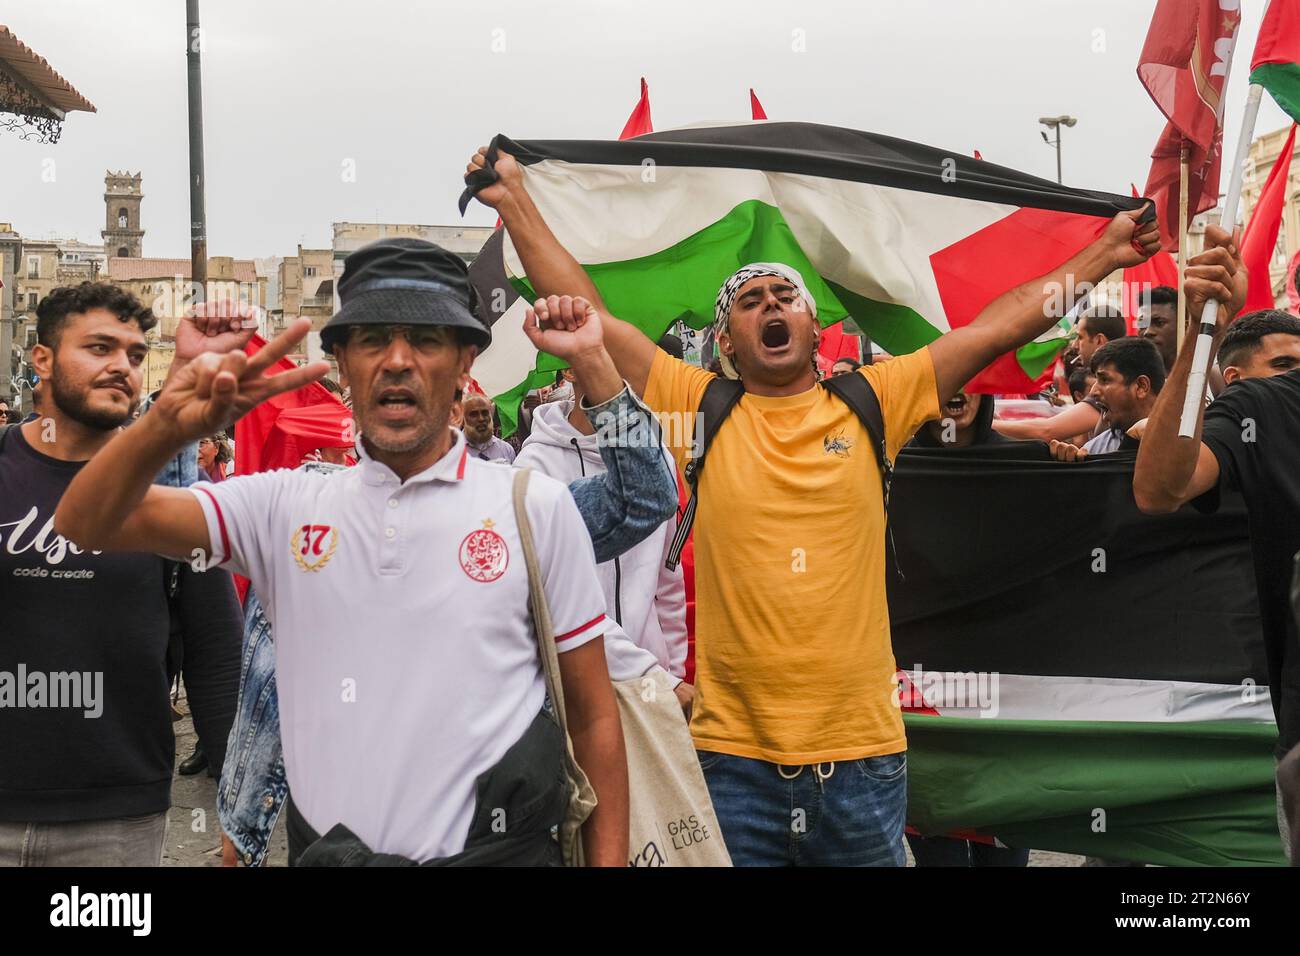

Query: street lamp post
left=186, top=0, right=207, bottom=299
left=1038, top=115, right=1077, bottom=184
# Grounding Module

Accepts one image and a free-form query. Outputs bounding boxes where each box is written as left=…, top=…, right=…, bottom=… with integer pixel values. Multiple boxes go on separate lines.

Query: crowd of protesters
left=4, top=145, right=1300, bottom=868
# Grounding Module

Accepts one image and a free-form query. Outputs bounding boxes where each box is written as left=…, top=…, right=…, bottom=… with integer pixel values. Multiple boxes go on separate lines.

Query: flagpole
left=1177, top=83, right=1265, bottom=438
left=1176, top=144, right=1190, bottom=353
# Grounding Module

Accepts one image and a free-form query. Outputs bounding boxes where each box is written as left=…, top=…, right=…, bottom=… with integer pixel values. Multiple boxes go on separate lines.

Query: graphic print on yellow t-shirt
left=646, top=348, right=940, bottom=764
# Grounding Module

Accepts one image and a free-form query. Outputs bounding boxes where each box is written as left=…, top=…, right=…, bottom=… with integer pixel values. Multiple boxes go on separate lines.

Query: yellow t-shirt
left=646, top=348, right=940, bottom=764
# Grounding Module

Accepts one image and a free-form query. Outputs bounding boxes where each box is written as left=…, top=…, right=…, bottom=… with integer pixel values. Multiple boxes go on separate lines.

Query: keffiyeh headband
left=712, top=262, right=818, bottom=380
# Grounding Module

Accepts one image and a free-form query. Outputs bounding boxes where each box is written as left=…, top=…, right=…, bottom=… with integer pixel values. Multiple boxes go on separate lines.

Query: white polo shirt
left=189, top=429, right=611, bottom=861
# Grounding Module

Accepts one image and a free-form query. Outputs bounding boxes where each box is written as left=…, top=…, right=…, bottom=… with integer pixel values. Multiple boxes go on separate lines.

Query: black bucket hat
left=319, top=238, right=492, bottom=352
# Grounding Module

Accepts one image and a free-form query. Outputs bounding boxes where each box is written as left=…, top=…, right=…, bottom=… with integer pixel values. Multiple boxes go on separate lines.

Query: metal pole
left=1177, top=84, right=1265, bottom=437
left=186, top=0, right=207, bottom=302
left=1055, top=129, right=1062, bottom=184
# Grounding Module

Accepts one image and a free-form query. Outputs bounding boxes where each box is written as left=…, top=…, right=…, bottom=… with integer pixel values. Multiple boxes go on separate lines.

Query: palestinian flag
left=1251, top=0, right=1300, bottom=122
left=890, top=443, right=1284, bottom=866
left=461, top=123, right=1144, bottom=432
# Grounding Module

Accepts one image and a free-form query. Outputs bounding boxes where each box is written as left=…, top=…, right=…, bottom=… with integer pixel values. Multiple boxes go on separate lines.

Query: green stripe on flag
left=580, top=199, right=850, bottom=331
left=1015, top=338, right=1066, bottom=381
left=496, top=199, right=958, bottom=430
left=1252, top=62, right=1300, bottom=123
left=825, top=280, right=940, bottom=355
left=904, top=712, right=1286, bottom=866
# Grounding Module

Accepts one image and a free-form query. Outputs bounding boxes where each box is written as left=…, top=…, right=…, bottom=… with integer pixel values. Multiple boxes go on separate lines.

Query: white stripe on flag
left=508, top=162, right=1017, bottom=334
left=471, top=297, right=537, bottom=399
left=905, top=671, right=1275, bottom=724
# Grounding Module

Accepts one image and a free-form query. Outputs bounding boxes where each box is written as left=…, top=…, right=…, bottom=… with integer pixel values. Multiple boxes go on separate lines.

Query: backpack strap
left=665, top=377, right=744, bottom=570
left=821, top=372, right=902, bottom=581
left=664, top=371, right=902, bottom=581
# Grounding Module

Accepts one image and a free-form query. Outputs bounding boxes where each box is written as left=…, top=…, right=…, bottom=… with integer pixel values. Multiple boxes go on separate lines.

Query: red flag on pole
left=750, top=88, right=767, bottom=120
left=619, top=77, right=653, bottom=140
left=1137, top=0, right=1240, bottom=151
left=1241, top=123, right=1297, bottom=312
left=1138, top=0, right=1241, bottom=251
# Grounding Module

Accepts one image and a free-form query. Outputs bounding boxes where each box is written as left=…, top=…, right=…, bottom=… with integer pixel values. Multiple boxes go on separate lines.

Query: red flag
left=750, top=88, right=767, bottom=120
left=1143, top=120, right=1225, bottom=252
left=1138, top=0, right=1240, bottom=252
left=973, top=149, right=983, bottom=160
left=815, top=322, right=862, bottom=376
left=1241, top=123, right=1297, bottom=313
left=619, top=77, right=653, bottom=140
left=1137, top=0, right=1241, bottom=151
left=234, top=334, right=350, bottom=476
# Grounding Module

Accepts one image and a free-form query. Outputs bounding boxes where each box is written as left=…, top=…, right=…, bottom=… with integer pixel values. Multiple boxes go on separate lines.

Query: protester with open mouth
left=469, top=144, right=1160, bottom=866
left=54, top=240, right=633, bottom=866
left=909, top=389, right=1007, bottom=449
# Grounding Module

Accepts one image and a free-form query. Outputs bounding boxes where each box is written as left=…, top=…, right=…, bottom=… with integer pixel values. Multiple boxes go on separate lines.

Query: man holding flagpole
left=1134, top=224, right=1300, bottom=859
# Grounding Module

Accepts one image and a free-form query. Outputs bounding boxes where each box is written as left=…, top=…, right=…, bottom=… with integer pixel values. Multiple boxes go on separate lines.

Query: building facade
left=273, top=245, right=334, bottom=338
left=105, top=256, right=267, bottom=391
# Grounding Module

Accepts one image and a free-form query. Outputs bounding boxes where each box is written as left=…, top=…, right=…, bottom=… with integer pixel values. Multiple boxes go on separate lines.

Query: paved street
left=165, top=701, right=288, bottom=867
left=163, top=695, right=1080, bottom=868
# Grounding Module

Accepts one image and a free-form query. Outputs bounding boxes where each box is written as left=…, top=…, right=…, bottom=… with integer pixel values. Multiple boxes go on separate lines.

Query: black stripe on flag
left=461, top=122, right=1150, bottom=220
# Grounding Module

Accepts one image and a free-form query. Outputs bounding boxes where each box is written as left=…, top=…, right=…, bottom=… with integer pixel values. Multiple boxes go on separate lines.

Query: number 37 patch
left=291, top=524, right=339, bottom=572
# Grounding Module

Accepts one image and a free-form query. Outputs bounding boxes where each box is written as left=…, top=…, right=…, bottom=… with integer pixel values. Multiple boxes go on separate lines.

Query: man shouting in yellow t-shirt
left=468, top=145, right=1159, bottom=867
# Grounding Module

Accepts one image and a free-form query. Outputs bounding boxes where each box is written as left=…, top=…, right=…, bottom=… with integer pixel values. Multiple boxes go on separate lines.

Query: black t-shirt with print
left=0, top=424, right=173, bottom=821
left=1195, top=368, right=1300, bottom=756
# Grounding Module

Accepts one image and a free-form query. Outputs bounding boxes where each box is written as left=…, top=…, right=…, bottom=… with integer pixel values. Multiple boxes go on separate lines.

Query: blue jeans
left=698, top=750, right=907, bottom=866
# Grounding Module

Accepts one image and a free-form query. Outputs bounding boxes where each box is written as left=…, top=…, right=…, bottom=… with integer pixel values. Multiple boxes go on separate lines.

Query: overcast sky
left=1, top=0, right=1290, bottom=259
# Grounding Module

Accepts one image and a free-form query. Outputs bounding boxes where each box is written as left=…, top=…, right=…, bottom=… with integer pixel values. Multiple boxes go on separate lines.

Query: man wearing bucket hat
left=469, top=144, right=1159, bottom=866
left=54, top=238, right=633, bottom=866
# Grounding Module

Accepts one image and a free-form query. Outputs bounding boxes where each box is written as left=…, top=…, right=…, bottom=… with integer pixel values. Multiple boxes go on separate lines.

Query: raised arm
left=522, top=294, right=677, bottom=559
left=467, top=147, right=657, bottom=395
left=992, top=400, right=1101, bottom=441
left=1133, top=225, right=1246, bottom=514
left=927, top=209, right=1160, bottom=404
left=55, top=319, right=328, bottom=556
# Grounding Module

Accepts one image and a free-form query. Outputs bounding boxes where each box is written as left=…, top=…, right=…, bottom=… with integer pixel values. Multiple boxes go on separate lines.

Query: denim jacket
left=218, top=386, right=677, bottom=865
left=137, top=392, right=200, bottom=489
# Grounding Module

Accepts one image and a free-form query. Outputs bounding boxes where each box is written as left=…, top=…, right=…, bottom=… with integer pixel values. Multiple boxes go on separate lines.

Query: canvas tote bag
left=512, top=468, right=731, bottom=867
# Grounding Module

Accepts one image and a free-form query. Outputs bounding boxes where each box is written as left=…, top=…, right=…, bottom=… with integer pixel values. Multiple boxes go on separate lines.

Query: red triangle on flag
left=930, top=207, right=1115, bottom=393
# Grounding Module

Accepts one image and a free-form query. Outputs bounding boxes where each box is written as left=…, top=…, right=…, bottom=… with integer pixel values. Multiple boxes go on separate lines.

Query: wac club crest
left=291, top=524, right=339, bottom=572
left=459, top=519, right=509, bottom=583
